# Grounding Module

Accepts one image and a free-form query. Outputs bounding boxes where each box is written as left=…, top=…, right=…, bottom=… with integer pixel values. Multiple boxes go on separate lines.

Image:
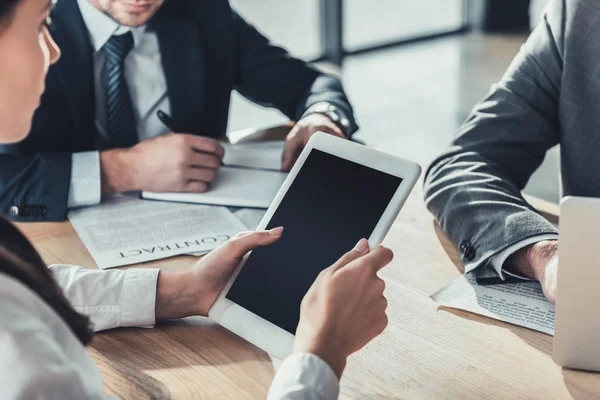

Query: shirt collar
left=77, top=0, right=147, bottom=52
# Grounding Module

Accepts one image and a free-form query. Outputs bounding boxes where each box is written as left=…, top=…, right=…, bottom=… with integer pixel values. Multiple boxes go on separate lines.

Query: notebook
left=143, top=167, right=287, bottom=208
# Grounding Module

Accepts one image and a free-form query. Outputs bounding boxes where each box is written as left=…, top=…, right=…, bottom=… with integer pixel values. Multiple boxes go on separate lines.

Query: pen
left=223, top=164, right=282, bottom=173
left=157, top=109, right=230, bottom=168
left=156, top=110, right=280, bottom=172
left=157, top=109, right=176, bottom=132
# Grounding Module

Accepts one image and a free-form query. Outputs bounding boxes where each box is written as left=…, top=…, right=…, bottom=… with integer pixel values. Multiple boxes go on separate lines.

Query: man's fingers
left=543, top=259, right=558, bottom=304
left=319, top=126, right=345, bottom=139
left=281, top=131, right=302, bottom=172
left=328, top=239, right=371, bottom=273
left=227, top=227, right=284, bottom=257
left=181, top=181, right=208, bottom=193
left=281, top=124, right=347, bottom=172
left=182, top=134, right=225, bottom=159
left=187, top=151, right=222, bottom=170
left=184, top=167, right=217, bottom=183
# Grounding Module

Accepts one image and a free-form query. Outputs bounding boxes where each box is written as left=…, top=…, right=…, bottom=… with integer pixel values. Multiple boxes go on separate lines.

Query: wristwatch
left=302, top=102, right=351, bottom=136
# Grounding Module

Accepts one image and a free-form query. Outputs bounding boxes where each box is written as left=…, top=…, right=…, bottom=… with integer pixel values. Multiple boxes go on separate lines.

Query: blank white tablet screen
left=226, top=149, right=403, bottom=334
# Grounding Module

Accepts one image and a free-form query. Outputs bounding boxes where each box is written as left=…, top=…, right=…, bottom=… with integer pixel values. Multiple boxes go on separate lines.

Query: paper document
left=186, top=250, right=211, bottom=257
left=222, top=141, right=284, bottom=171
left=230, top=208, right=268, bottom=230
left=431, top=273, right=555, bottom=335
left=185, top=208, right=267, bottom=256
left=142, top=167, right=287, bottom=208
left=102, top=204, right=269, bottom=260
left=68, top=196, right=247, bottom=269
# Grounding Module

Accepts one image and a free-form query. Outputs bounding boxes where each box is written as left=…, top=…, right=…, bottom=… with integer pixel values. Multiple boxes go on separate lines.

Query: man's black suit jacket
left=0, top=0, right=357, bottom=222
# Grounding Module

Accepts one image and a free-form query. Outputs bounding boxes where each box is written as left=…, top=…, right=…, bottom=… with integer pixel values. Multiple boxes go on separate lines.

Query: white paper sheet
left=185, top=208, right=268, bottom=257
left=222, top=141, right=284, bottom=171
left=231, top=208, right=268, bottom=230
left=68, top=196, right=247, bottom=269
left=431, top=273, right=555, bottom=335
left=142, top=167, right=287, bottom=208
left=186, top=251, right=210, bottom=257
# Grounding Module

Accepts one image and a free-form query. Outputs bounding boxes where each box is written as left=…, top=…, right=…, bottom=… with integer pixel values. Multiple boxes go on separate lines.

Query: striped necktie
left=104, top=32, right=138, bottom=148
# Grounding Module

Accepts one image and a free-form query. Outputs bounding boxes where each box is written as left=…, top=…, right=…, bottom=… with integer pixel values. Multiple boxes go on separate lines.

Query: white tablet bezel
left=209, top=132, right=421, bottom=360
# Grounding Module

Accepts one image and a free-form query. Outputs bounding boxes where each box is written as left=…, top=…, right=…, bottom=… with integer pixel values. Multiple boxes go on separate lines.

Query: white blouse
left=0, top=265, right=339, bottom=399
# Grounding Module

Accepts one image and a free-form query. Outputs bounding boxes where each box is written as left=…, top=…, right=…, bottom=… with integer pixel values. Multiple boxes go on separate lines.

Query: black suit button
left=11, top=205, right=46, bottom=217
left=460, top=241, right=476, bottom=261
left=29, top=205, right=46, bottom=217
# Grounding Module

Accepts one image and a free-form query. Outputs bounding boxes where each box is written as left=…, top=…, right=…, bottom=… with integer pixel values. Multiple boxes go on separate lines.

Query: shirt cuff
left=120, top=268, right=160, bottom=327
left=268, top=353, right=339, bottom=400
left=489, top=234, right=559, bottom=280
left=67, top=151, right=102, bottom=208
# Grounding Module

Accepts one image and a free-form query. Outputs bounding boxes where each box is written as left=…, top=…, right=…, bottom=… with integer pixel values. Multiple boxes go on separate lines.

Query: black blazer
left=0, top=0, right=357, bottom=222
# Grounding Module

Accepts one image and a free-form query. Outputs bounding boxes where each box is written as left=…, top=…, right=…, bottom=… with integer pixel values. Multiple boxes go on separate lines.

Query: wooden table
left=17, top=150, right=600, bottom=400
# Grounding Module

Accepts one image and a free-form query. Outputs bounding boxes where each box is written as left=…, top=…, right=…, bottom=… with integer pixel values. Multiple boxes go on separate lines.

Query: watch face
left=340, top=117, right=350, bottom=129
left=307, top=103, right=350, bottom=133
left=316, top=103, right=329, bottom=113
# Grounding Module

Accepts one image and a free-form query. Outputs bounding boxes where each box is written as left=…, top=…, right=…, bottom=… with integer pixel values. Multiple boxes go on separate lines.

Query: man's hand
left=282, top=113, right=346, bottom=172
left=293, top=239, right=393, bottom=379
left=155, top=228, right=284, bottom=320
left=505, top=240, right=559, bottom=303
left=100, top=133, right=225, bottom=197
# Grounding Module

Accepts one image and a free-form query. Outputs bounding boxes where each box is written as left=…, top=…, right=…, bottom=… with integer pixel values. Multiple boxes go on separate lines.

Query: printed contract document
left=185, top=208, right=267, bottom=257
left=431, top=273, right=555, bottom=335
left=68, top=196, right=246, bottom=269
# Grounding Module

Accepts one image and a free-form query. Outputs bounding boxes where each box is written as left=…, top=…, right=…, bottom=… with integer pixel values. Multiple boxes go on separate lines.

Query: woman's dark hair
left=0, top=215, right=94, bottom=345
left=0, top=1, right=92, bottom=346
left=0, top=0, right=20, bottom=21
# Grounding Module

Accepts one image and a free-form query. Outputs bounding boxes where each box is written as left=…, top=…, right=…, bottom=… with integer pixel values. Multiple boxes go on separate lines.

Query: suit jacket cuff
left=461, top=210, right=558, bottom=275
left=298, top=76, right=358, bottom=136
left=489, top=234, right=559, bottom=280
left=5, top=153, right=72, bottom=222
left=300, top=101, right=355, bottom=137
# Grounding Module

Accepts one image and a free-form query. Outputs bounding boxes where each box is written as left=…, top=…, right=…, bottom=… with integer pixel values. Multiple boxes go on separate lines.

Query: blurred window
left=344, top=0, right=465, bottom=52
left=230, top=0, right=322, bottom=60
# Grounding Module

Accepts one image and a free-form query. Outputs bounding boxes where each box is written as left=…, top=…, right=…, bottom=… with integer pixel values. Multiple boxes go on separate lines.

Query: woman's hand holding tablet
left=294, top=239, right=393, bottom=379
left=210, top=132, right=421, bottom=360
left=186, top=230, right=393, bottom=381
left=155, top=228, right=285, bottom=320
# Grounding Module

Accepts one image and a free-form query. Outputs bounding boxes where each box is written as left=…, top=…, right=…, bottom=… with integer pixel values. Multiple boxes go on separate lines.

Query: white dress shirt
left=0, top=266, right=339, bottom=399
left=487, top=234, right=559, bottom=280
left=68, top=0, right=172, bottom=208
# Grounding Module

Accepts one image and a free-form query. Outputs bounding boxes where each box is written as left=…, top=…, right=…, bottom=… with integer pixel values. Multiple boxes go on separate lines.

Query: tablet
left=209, top=132, right=421, bottom=359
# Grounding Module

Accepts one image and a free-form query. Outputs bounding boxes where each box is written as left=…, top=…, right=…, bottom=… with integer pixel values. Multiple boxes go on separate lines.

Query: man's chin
left=113, top=14, right=154, bottom=27
left=111, top=7, right=161, bottom=27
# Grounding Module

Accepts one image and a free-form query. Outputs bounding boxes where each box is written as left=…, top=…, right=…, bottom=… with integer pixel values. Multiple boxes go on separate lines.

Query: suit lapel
left=51, top=0, right=96, bottom=150
left=151, top=10, right=206, bottom=135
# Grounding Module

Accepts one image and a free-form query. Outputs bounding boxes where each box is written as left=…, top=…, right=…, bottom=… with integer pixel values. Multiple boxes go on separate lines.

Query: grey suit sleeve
left=424, top=0, right=566, bottom=273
